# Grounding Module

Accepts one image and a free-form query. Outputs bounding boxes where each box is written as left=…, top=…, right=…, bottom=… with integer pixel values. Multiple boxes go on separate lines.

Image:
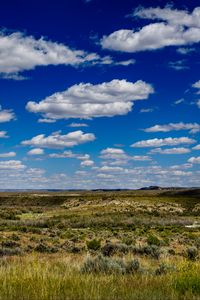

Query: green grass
left=0, top=255, right=199, bottom=300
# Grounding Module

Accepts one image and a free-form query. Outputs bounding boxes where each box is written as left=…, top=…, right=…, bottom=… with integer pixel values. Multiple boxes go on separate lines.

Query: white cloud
left=168, top=60, right=189, bottom=71
left=193, top=144, right=200, bottom=150
left=80, top=160, right=94, bottom=167
left=0, top=152, right=16, bottom=158
left=177, top=47, right=195, bottom=54
left=144, top=122, right=200, bottom=134
left=140, top=108, right=154, bottom=113
left=98, top=166, right=124, bottom=172
left=133, top=6, right=200, bottom=27
left=38, top=118, right=56, bottom=123
left=192, top=80, right=200, bottom=89
left=115, top=59, right=136, bottom=66
left=0, top=160, right=25, bottom=170
left=197, top=100, right=200, bottom=108
left=100, top=148, right=151, bottom=165
left=0, top=30, right=110, bottom=76
left=0, top=107, right=15, bottom=123
left=26, top=79, right=153, bottom=120
left=27, top=148, right=44, bottom=155
left=0, top=131, right=9, bottom=138
left=131, top=155, right=152, bottom=161
left=68, top=122, right=89, bottom=128
left=96, top=173, right=114, bottom=179
left=131, top=137, right=196, bottom=148
left=149, top=147, right=190, bottom=154
left=49, top=150, right=90, bottom=162
left=173, top=98, right=184, bottom=105
left=100, top=148, right=127, bottom=159
left=188, top=156, right=200, bottom=164
left=22, top=130, right=95, bottom=148
left=101, top=7, right=200, bottom=52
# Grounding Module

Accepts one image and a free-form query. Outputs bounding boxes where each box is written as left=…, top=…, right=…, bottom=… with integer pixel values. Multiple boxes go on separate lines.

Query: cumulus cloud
left=27, top=148, right=44, bottom=155
left=38, top=118, right=56, bottom=123
left=49, top=150, right=90, bottom=161
left=192, top=80, right=200, bottom=89
left=100, top=148, right=127, bottom=159
left=97, top=166, right=124, bottom=172
left=131, top=137, right=196, bottom=148
left=193, top=144, right=200, bottom=150
left=144, top=122, right=200, bottom=134
left=0, top=107, right=15, bottom=123
left=188, top=156, right=200, bottom=164
left=0, top=160, right=25, bottom=170
left=22, top=130, right=95, bottom=148
left=100, top=147, right=151, bottom=165
left=101, top=6, right=200, bottom=52
left=68, top=123, right=89, bottom=128
left=0, top=152, right=16, bottom=158
left=0, top=30, right=113, bottom=77
left=26, top=79, right=153, bottom=120
left=149, top=147, right=190, bottom=154
left=114, top=59, right=136, bottom=66
left=0, top=131, right=9, bottom=138
left=80, top=160, right=94, bottom=167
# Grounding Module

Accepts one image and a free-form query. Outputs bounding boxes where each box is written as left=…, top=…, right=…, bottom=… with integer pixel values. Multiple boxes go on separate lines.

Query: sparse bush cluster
left=81, top=254, right=140, bottom=274
left=101, top=242, right=161, bottom=259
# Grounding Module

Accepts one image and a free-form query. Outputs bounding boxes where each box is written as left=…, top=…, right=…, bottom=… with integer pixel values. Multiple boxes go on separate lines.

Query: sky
left=0, top=0, right=199, bottom=189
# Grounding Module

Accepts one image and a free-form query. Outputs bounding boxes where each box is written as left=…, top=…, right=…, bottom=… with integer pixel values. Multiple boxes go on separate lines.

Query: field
left=0, top=189, right=200, bottom=300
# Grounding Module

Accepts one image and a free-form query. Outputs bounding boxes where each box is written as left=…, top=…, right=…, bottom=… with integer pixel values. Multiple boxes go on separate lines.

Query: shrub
left=81, top=255, right=140, bottom=274
left=132, top=245, right=161, bottom=259
left=86, top=239, right=101, bottom=251
left=186, top=247, right=198, bottom=261
left=122, top=237, right=134, bottom=246
left=155, top=262, right=169, bottom=275
left=101, top=242, right=115, bottom=256
left=81, top=255, right=125, bottom=274
left=1, top=240, right=20, bottom=248
left=101, top=242, right=129, bottom=256
left=168, top=248, right=176, bottom=255
left=0, top=247, right=23, bottom=256
left=35, top=243, right=58, bottom=253
left=11, top=234, right=20, bottom=241
left=126, top=259, right=140, bottom=273
left=147, top=234, right=161, bottom=246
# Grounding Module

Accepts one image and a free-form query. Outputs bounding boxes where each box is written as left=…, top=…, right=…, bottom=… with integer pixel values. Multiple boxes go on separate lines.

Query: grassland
left=0, top=189, right=200, bottom=299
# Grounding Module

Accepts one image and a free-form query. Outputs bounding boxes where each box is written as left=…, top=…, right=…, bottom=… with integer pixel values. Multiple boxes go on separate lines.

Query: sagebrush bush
left=131, top=245, right=161, bottom=259
left=155, top=263, right=169, bottom=275
left=0, top=247, right=23, bottom=256
left=101, top=242, right=130, bottom=256
left=81, top=255, right=140, bottom=274
left=1, top=240, right=20, bottom=248
left=186, top=247, right=198, bottom=261
left=35, top=243, right=58, bottom=253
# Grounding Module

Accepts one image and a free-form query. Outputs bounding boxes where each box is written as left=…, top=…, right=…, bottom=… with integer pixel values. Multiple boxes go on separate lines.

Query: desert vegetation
left=0, top=189, right=200, bottom=299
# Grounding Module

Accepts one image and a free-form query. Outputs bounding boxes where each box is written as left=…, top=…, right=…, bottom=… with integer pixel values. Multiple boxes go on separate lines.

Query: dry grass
left=0, top=254, right=199, bottom=300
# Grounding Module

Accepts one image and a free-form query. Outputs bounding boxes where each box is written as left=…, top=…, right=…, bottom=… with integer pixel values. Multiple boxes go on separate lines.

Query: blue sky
left=0, top=0, right=199, bottom=189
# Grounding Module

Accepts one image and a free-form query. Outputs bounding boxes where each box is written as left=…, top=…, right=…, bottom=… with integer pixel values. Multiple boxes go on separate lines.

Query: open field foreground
left=0, top=189, right=200, bottom=300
